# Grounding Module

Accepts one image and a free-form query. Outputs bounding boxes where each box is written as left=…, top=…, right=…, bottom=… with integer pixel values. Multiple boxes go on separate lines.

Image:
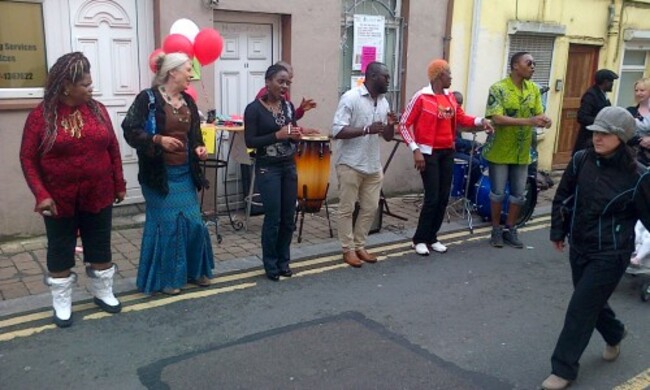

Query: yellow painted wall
left=450, top=0, right=650, bottom=171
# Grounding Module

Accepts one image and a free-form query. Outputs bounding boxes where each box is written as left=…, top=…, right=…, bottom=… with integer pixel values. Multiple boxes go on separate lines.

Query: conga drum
left=295, top=135, right=331, bottom=212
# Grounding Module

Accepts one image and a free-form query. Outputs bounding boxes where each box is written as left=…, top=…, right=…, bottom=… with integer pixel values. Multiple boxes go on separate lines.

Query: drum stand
left=243, top=158, right=260, bottom=232
left=445, top=133, right=478, bottom=233
left=294, top=184, right=334, bottom=243
left=379, top=138, right=409, bottom=221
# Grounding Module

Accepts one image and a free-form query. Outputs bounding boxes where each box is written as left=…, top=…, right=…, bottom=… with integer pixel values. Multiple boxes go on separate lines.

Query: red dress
left=20, top=102, right=127, bottom=218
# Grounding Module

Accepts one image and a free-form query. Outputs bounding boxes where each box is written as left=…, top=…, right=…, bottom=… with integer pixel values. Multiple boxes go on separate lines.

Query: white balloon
left=170, top=18, right=200, bottom=43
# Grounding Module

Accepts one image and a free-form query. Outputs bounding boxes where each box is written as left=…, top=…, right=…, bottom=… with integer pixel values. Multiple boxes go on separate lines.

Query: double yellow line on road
left=0, top=217, right=550, bottom=340
left=614, top=369, right=650, bottom=390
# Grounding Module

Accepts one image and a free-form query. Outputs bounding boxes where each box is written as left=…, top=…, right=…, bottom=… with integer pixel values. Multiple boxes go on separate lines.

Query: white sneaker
left=412, top=243, right=430, bottom=256
left=430, top=241, right=448, bottom=253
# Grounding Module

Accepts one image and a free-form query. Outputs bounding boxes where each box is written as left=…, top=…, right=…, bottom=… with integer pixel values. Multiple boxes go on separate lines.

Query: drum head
left=301, top=134, right=330, bottom=141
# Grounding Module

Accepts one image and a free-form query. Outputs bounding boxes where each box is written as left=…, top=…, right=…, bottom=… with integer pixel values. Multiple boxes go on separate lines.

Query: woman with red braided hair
left=20, top=52, right=127, bottom=327
left=399, top=59, right=493, bottom=256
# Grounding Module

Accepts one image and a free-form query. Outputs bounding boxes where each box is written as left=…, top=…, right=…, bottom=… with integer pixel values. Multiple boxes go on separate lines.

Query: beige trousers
left=336, top=164, right=383, bottom=251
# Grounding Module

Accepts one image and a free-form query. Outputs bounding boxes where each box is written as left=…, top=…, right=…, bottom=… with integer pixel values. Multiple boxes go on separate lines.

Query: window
left=616, top=49, right=649, bottom=108
left=506, top=34, right=556, bottom=109
left=0, top=1, right=48, bottom=98
left=339, top=0, right=403, bottom=109
left=0, top=0, right=64, bottom=100
left=507, top=34, right=555, bottom=88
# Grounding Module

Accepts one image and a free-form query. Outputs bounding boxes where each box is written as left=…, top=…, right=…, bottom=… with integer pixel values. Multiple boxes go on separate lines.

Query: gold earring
left=63, top=90, right=70, bottom=96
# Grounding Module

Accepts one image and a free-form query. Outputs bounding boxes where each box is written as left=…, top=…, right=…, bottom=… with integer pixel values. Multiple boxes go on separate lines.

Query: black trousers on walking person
left=413, top=149, right=454, bottom=245
left=550, top=248, right=629, bottom=381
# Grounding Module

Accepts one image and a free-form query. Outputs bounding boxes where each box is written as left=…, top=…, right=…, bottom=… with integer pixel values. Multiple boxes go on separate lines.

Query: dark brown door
left=553, top=45, right=600, bottom=168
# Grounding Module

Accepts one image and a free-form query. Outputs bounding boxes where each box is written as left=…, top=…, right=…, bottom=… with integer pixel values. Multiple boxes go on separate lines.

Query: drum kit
left=447, top=134, right=538, bottom=233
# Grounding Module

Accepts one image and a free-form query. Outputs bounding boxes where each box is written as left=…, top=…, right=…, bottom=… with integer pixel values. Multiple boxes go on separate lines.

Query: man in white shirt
left=331, top=62, right=396, bottom=267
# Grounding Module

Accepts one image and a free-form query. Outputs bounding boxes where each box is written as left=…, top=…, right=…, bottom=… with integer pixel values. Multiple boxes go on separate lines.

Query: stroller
left=626, top=220, right=650, bottom=302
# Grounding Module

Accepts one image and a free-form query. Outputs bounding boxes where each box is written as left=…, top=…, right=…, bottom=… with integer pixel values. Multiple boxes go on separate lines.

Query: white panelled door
left=68, top=0, right=151, bottom=203
left=212, top=22, right=276, bottom=208
left=215, top=23, right=274, bottom=117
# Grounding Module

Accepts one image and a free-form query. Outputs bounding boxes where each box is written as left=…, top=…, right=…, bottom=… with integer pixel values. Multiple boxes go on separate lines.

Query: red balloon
left=162, top=34, right=194, bottom=59
left=148, top=48, right=165, bottom=73
left=185, top=84, right=198, bottom=103
left=194, top=28, right=223, bottom=66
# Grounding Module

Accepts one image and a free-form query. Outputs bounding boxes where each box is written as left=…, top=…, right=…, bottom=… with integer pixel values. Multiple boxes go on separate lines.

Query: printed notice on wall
left=352, top=15, right=384, bottom=72
left=0, top=2, right=48, bottom=89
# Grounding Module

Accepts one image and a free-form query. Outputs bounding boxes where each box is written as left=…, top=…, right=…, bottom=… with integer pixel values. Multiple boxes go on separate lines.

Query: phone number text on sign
left=0, top=72, right=34, bottom=80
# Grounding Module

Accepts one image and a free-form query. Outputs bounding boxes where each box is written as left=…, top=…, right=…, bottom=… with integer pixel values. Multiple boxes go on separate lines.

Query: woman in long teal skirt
left=122, top=52, right=214, bottom=295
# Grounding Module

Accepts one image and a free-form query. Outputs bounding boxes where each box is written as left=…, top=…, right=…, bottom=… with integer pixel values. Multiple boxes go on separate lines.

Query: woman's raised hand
left=299, top=98, right=317, bottom=112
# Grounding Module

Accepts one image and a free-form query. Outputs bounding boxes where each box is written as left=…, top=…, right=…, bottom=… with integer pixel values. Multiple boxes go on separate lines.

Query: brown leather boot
left=356, top=249, right=377, bottom=263
left=343, top=251, right=363, bottom=268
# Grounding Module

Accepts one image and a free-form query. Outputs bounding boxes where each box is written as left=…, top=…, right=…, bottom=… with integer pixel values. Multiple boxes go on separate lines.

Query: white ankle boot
left=45, top=273, right=77, bottom=328
left=87, top=264, right=122, bottom=313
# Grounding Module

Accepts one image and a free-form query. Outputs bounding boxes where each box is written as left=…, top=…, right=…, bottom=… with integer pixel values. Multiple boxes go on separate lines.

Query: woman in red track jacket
left=399, top=59, right=492, bottom=256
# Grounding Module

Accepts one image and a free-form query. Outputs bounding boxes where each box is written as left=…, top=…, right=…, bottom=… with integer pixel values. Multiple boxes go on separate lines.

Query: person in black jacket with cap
left=572, top=69, right=619, bottom=154
left=542, top=107, right=650, bottom=390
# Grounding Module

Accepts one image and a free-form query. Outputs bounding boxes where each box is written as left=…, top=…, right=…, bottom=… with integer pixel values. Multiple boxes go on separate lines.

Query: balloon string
left=199, top=79, right=211, bottom=108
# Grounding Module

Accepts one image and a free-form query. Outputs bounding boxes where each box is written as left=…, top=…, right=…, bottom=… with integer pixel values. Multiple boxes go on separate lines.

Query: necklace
left=266, top=99, right=285, bottom=126
left=160, top=86, right=189, bottom=122
left=61, top=109, right=84, bottom=138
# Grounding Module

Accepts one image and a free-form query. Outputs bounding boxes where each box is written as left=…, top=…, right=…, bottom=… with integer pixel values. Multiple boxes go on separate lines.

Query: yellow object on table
left=200, top=123, right=216, bottom=154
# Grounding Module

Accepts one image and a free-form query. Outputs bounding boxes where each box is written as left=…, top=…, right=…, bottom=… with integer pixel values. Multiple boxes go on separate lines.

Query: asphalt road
left=1, top=218, right=648, bottom=390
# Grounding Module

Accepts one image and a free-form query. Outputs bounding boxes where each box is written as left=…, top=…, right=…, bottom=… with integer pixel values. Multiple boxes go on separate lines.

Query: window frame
left=339, top=0, right=404, bottom=110
left=505, top=33, right=556, bottom=88
left=0, top=0, right=68, bottom=99
left=616, top=48, right=649, bottom=107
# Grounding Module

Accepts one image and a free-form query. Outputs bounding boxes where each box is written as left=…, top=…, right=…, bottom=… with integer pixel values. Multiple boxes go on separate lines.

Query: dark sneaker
left=490, top=226, right=504, bottom=248
left=503, top=228, right=524, bottom=248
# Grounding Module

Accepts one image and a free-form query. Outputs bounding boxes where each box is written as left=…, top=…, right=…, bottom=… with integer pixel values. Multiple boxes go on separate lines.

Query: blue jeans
left=488, top=163, right=528, bottom=205
left=256, top=161, right=297, bottom=277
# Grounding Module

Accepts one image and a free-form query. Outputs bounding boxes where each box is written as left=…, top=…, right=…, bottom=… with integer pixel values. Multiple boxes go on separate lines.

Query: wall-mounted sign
left=0, top=1, right=48, bottom=89
left=352, top=15, right=385, bottom=72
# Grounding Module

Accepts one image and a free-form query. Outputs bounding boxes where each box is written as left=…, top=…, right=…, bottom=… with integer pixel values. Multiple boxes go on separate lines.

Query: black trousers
left=550, top=248, right=629, bottom=380
left=44, top=206, right=113, bottom=272
left=256, top=161, right=297, bottom=277
left=413, top=149, right=454, bottom=245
